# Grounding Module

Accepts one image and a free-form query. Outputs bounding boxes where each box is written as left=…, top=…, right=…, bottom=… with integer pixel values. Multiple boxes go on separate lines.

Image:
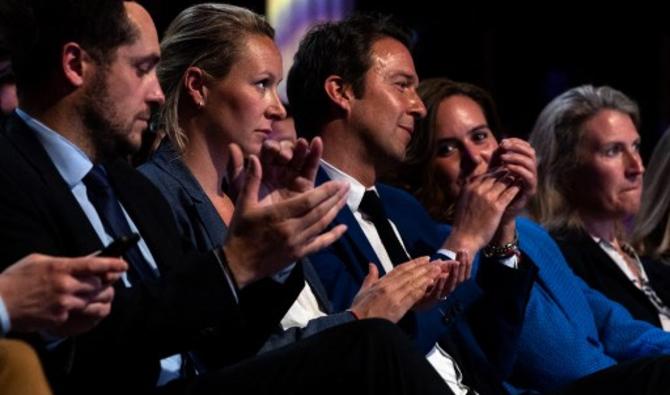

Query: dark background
left=143, top=1, right=670, bottom=161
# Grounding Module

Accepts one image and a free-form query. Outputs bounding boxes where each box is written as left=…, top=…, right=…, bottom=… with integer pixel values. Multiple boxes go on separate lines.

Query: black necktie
left=83, top=165, right=157, bottom=282
left=359, top=190, right=410, bottom=266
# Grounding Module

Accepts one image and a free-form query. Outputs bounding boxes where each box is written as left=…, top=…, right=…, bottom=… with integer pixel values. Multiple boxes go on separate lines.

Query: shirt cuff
left=498, top=254, right=519, bottom=269
left=272, top=262, right=297, bottom=284
left=439, top=248, right=519, bottom=269
left=40, top=331, right=67, bottom=350
left=0, top=294, right=10, bottom=336
left=436, top=248, right=457, bottom=260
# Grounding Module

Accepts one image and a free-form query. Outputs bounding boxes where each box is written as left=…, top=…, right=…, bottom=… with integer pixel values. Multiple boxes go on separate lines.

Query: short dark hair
left=287, top=13, right=412, bottom=139
left=0, top=0, right=137, bottom=97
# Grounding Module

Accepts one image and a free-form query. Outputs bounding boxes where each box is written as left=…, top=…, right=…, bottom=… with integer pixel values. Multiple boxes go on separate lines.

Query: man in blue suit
left=285, top=14, right=541, bottom=395
left=286, top=14, right=670, bottom=395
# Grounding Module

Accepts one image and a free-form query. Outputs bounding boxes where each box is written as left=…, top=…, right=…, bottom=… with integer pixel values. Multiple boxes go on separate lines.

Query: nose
left=625, top=149, right=644, bottom=178
left=266, top=89, right=287, bottom=121
left=147, top=73, right=165, bottom=106
left=409, top=90, right=427, bottom=119
left=461, top=142, right=485, bottom=176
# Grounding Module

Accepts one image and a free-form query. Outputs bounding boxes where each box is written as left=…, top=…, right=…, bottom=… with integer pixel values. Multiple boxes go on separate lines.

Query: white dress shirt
left=592, top=235, right=670, bottom=331
left=281, top=160, right=475, bottom=395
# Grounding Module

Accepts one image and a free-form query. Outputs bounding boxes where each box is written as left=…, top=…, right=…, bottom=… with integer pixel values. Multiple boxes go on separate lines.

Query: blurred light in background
left=266, top=0, right=354, bottom=102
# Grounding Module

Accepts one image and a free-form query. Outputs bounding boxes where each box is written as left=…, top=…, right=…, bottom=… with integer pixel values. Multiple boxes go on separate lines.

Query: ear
left=324, top=75, right=355, bottom=113
left=62, top=42, right=91, bottom=87
left=183, top=67, right=208, bottom=108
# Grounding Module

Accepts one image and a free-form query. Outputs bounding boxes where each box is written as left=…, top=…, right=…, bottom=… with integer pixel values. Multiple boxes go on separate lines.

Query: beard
left=78, top=68, right=140, bottom=162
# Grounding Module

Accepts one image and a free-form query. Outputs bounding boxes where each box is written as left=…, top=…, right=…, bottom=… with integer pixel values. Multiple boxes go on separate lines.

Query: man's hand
left=223, top=137, right=349, bottom=288
left=0, top=253, right=127, bottom=334
left=349, top=257, right=442, bottom=323
left=413, top=250, right=471, bottom=310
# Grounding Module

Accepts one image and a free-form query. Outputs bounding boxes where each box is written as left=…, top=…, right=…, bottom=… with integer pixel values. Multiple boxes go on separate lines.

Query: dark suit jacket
left=138, top=141, right=354, bottom=354
left=0, top=114, right=302, bottom=394
left=310, top=167, right=537, bottom=394
left=553, top=228, right=670, bottom=328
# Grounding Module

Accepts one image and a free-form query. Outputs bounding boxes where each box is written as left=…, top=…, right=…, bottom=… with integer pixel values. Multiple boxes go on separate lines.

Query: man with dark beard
left=0, top=1, right=454, bottom=395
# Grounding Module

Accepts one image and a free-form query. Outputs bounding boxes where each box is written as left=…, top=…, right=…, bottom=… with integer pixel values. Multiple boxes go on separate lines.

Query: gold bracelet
left=483, top=232, right=519, bottom=258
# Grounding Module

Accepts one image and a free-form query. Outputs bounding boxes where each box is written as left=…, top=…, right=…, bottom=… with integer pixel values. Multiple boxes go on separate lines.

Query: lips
left=399, top=125, right=414, bottom=134
left=620, top=181, right=642, bottom=193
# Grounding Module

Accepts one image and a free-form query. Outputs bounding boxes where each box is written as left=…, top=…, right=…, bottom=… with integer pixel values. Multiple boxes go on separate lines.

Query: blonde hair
left=157, top=3, right=274, bottom=153
left=528, top=85, right=640, bottom=231
left=632, top=129, right=670, bottom=262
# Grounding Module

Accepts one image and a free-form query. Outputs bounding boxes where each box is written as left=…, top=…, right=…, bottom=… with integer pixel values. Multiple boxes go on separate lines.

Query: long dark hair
left=389, top=77, right=502, bottom=223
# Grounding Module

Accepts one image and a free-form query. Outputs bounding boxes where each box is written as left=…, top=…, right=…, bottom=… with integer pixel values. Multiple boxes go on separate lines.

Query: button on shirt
left=15, top=108, right=182, bottom=386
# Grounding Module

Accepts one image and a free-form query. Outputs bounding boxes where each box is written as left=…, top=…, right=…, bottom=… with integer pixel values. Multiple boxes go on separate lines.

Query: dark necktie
left=83, top=164, right=157, bottom=282
left=359, top=190, right=410, bottom=266
left=84, top=165, right=197, bottom=377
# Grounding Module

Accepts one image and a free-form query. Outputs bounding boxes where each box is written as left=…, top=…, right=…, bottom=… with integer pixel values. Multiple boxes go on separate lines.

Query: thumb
left=360, top=263, right=379, bottom=290
left=227, top=143, right=245, bottom=181
left=236, top=154, right=262, bottom=210
left=226, top=143, right=245, bottom=201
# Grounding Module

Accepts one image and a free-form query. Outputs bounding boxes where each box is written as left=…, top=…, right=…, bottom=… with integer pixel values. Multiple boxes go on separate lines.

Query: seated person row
left=382, top=77, right=670, bottom=393
left=139, top=3, right=454, bottom=362
left=528, top=85, right=670, bottom=330
left=0, top=1, right=452, bottom=394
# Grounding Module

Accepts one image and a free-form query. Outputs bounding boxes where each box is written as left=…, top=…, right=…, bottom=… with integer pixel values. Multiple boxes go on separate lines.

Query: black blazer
left=553, top=228, right=670, bottom=328
left=0, top=114, right=302, bottom=394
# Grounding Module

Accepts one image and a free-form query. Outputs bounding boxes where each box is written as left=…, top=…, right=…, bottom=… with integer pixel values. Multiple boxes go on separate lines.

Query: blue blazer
left=310, top=167, right=537, bottom=388
left=139, top=141, right=354, bottom=355
left=500, top=217, right=670, bottom=393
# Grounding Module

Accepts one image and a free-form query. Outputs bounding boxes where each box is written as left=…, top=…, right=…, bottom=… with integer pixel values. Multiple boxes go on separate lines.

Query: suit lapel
left=151, top=141, right=227, bottom=248
left=106, top=158, right=174, bottom=274
left=574, top=231, right=658, bottom=315
left=302, top=257, right=335, bottom=313
left=3, top=114, right=102, bottom=255
left=316, top=167, right=385, bottom=274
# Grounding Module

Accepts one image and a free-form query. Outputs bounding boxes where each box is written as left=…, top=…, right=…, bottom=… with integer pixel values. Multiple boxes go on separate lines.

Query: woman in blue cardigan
left=391, top=77, right=670, bottom=394
left=528, top=85, right=670, bottom=331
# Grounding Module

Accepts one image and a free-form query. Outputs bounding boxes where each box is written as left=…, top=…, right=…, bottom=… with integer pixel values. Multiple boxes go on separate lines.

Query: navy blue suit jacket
left=139, top=141, right=354, bottom=355
left=309, top=167, right=537, bottom=387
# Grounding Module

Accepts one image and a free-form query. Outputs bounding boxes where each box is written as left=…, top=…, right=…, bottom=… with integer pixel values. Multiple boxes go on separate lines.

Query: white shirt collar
left=320, top=158, right=378, bottom=212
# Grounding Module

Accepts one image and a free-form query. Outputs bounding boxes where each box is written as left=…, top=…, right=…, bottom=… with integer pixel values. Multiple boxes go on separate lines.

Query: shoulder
left=516, top=216, right=550, bottom=236
left=376, top=183, right=432, bottom=217
left=137, top=142, right=194, bottom=205
left=377, top=182, right=448, bottom=242
left=138, top=141, right=180, bottom=187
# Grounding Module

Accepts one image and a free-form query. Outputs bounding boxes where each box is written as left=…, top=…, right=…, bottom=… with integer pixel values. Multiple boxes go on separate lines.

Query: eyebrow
left=468, top=124, right=490, bottom=132
left=131, top=53, right=160, bottom=67
left=389, top=71, right=418, bottom=84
